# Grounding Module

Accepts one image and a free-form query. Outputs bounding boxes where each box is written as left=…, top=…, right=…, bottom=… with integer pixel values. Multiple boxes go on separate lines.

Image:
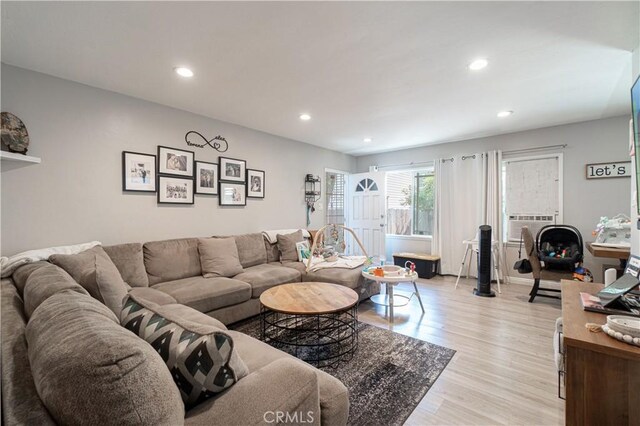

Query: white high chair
left=454, top=239, right=503, bottom=293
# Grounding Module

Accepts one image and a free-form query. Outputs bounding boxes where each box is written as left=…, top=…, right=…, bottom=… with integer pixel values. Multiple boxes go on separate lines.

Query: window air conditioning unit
left=507, top=214, right=555, bottom=241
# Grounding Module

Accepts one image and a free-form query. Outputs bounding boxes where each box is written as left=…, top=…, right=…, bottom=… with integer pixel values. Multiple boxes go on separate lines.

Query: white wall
left=357, top=116, right=632, bottom=282
left=630, top=46, right=640, bottom=257
left=0, top=65, right=356, bottom=255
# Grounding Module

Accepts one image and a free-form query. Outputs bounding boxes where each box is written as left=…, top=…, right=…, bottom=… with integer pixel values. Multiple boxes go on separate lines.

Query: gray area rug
left=231, top=317, right=456, bottom=426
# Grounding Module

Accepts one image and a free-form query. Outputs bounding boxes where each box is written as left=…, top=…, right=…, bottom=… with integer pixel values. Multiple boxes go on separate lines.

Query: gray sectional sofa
left=107, top=232, right=369, bottom=325
left=1, top=231, right=373, bottom=425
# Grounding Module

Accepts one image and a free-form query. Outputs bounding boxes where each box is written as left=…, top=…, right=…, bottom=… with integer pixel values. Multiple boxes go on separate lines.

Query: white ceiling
left=1, top=1, right=638, bottom=155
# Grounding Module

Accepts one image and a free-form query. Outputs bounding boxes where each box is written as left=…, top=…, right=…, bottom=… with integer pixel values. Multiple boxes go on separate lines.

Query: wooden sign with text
left=585, top=161, right=631, bottom=179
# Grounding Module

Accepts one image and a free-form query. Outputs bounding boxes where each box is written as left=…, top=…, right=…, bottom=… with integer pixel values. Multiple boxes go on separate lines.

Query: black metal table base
left=260, top=305, right=358, bottom=368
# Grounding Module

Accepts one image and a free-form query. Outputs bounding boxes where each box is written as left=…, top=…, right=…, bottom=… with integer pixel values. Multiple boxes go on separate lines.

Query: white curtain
left=433, top=154, right=484, bottom=275
left=482, top=150, right=505, bottom=279
left=433, top=150, right=504, bottom=277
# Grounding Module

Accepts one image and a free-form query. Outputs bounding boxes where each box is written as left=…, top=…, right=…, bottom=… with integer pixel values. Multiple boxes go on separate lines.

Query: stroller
left=536, top=224, right=584, bottom=272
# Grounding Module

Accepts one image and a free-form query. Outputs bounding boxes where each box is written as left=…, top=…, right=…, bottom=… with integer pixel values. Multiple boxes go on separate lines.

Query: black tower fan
left=474, top=225, right=496, bottom=297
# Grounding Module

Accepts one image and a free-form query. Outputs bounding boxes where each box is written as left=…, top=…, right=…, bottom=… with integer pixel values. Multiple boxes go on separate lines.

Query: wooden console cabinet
left=561, top=280, right=640, bottom=426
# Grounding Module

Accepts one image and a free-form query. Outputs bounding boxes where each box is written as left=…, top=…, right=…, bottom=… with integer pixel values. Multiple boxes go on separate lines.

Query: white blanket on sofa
left=262, top=229, right=311, bottom=244
left=306, top=255, right=367, bottom=272
left=0, top=241, right=101, bottom=278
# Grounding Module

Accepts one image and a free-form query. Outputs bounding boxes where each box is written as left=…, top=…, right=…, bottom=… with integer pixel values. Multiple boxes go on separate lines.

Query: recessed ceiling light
left=299, top=113, right=311, bottom=121
left=363, top=138, right=372, bottom=143
left=174, top=67, right=194, bottom=78
left=469, top=59, right=488, bottom=71
left=497, top=110, right=513, bottom=118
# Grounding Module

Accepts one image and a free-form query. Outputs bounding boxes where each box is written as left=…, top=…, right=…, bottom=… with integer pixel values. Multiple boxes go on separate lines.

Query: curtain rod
left=375, top=160, right=435, bottom=170
left=504, top=144, right=567, bottom=155
left=374, top=144, right=566, bottom=168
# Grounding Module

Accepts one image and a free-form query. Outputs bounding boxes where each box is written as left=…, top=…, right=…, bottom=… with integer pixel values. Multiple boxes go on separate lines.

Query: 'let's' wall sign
left=585, top=161, right=631, bottom=179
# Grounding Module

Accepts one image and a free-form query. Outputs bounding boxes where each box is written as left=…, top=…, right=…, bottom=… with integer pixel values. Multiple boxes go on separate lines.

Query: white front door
left=346, top=172, right=386, bottom=258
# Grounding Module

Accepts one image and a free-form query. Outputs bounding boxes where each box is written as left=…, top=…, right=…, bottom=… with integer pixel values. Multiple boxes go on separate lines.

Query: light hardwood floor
left=358, top=276, right=565, bottom=426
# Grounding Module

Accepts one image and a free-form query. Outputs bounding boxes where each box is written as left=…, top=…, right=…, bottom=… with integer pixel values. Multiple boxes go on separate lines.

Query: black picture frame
left=158, top=145, right=194, bottom=177
left=122, top=151, right=156, bottom=192
left=219, top=156, right=246, bottom=183
left=157, top=176, right=195, bottom=204
left=219, top=182, right=247, bottom=206
left=195, top=161, right=218, bottom=195
left=246, top=168, right=265, bottom=199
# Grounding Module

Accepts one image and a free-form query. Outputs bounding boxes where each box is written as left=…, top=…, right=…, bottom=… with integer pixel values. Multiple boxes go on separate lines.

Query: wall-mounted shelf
left=0, top=151, right=41, bottom=164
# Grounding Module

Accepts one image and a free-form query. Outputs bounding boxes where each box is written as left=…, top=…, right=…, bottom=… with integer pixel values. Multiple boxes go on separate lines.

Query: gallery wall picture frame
left=158, top=176, right=194, bottom=204
left=246, top=168, right=265, bottom=199
left=195, top=161, right=218, bottom=195
left=122, top=151, right=156, bottom=192
left=158, top=145, right=194, bottom=177
left=219, top=182, right=247, bottom=206
left=219, top=156, right=246, bottom=182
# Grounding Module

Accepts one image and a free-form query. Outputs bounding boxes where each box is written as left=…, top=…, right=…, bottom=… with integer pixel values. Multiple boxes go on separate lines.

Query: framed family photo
left=158, top=176, right=194, bottom=204
left=246, top=169, right=265, bottom=198
left=195, top=161, right=218, bottom=195
left=219, top=182, right=246, bottom=206
left=122, top=151, right=156, bottom=192
left=219, top=156, right=246, bottom=182
left=158, top=146, right=194, bottom=177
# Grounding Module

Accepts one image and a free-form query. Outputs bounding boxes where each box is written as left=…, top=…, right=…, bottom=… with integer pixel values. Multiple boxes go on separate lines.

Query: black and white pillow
left=120, top=296, right=248, bottom=407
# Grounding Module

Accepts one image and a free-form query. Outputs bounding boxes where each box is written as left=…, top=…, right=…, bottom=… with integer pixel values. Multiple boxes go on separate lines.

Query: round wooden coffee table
left=259, top=282, right=359, bottom=368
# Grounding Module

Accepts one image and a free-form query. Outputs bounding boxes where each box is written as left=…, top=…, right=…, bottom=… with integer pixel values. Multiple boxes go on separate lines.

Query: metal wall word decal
left=185, top=131, right=229, bottom=152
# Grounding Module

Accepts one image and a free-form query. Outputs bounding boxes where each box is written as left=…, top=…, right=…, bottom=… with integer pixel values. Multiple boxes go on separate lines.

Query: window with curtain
left=502, top=153, right=562, bottom=241
left=325, top=171, right=346, bottom=225
left=386, top=169, right=435, bottom=236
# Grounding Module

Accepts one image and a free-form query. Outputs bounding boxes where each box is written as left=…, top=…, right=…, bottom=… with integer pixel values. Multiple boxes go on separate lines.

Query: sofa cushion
left=277, top=230, right=304, bottom=262
left=276, top=260, right=307, bottom=274
left=22, top=262, right=89, bottom=319
left=103, top=242, right=149, bottom=287
left=184, top=358, right=321, bottom=426
left=144, top=237, right=201, bottom=285
left=233, top=264, right=302, bottom=298
left=227, top=329, right=349, bottom=426
left=50, top=246, right=129, bottom=315
left=232, top=233, right=268, bottom=268
left=198, top=237, right=243, bottom=278
left=121, top=294, right=249, bottom=408
left=303, top=266, right=365, bottom=289
left=152, top=276, right=251, bottom=313
left=264, top=238, right=281, bottom=263
left=26, top=290, right=184, bottom=425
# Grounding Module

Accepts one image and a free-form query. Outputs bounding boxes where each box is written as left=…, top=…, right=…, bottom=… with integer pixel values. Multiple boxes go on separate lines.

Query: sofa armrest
left=127, top=286, right=177, bottom=305
left=185, top=358, right=320, bottom=426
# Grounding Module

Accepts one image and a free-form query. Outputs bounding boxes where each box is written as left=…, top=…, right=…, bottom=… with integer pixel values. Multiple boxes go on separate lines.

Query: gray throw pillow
left=198, top=237, right=243, bottom=278
left=49, top=246, right=129, bottom=316
left=233, top=233, right=268, bottom=268
left=121, top=294, right=249, bottom=408
left=277, top=230, right=304, bottom=262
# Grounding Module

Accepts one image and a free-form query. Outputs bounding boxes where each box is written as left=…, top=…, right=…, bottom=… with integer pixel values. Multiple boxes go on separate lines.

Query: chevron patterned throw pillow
left=120, top=295, right=248, bottom=407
